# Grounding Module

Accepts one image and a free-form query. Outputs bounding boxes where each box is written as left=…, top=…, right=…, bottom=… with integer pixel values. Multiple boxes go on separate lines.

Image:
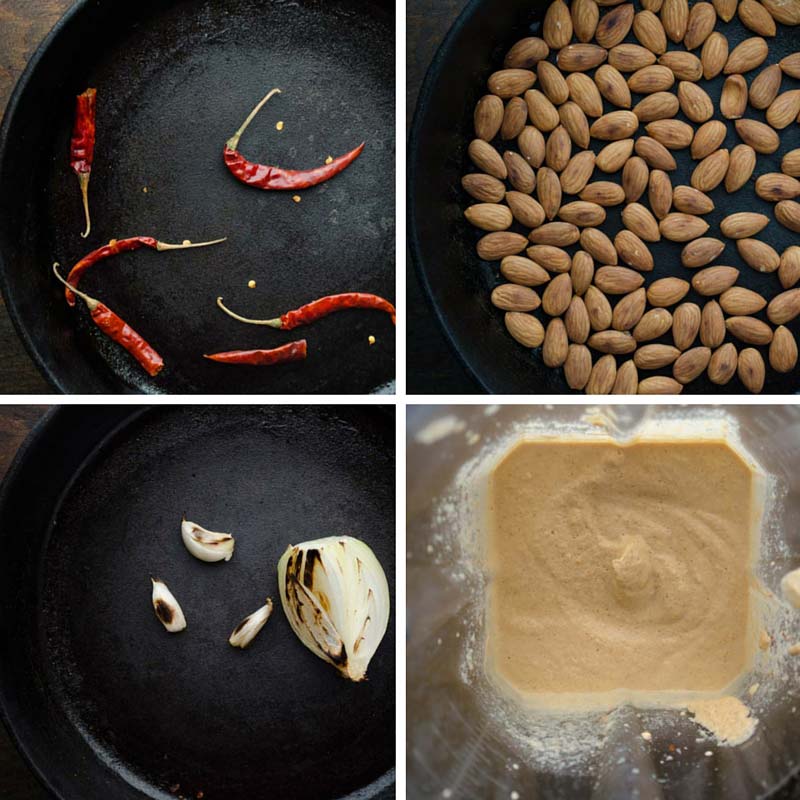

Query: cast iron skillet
left=0, top=0, right=395, bottom=394
left=409, top=0, right=800, bottom=394
left=0, top=406, right=395, bottom=799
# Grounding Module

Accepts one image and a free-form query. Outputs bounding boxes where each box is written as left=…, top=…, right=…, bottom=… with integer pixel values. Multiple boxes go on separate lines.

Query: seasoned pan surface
left=0, top=0, right=395, bottom=394
left=0, top=406, right=395, bottom=799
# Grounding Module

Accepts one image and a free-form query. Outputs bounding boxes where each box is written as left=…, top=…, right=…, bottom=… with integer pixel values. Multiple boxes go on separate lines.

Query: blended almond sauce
left=486, top=438, right=760, bottom=707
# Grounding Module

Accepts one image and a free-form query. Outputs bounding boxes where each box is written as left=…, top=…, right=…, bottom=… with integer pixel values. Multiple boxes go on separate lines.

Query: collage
left=2, top=0, right=800, bottom=798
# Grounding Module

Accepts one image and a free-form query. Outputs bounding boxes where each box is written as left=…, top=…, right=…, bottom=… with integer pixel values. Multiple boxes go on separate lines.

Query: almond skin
left=501, top=255, right=551, bottom=286
left=580, top=181, right=627, bottom=206
left=585, top=354, right=617, bottom=394
left=567, top=73, right=605, bottom=117
left=581, top=228, right=618, bottom=265
left=565, top=296, right=592, bottom=342
left=587, top=330, right=638, bottom=353
left=628, top=65, right=675, bottom=93
left=564, top=344, right=593, bottom=389
left=782, top=148, right=800, bottom=177
left=559, top=102, right=591, bottom=148
left=721, top=75, right=748, bottom=119
left=645, top=118, right=694, bottom=149
left=462, top=174, right=506, bottom=203
left=682, top=237, right=725, bottom=267
left=672, top=302, right=702, bottom=349
left=608, top=44, right=658, bottom=72
left=763, top=0, right=800, bottom=25
left=638, top=376, right=683, bottom=393
left=648, top=169, right=673, bottom=219
left=692, top=266, right=740, bottom=296
left=724, top=37, right=769, bottom=74
left=537, top=167, right=562, bottom=220
left=739, top=0, right=778, bottom=35
left=633, top=307, right=673, bottom=340
left=527, top=244, right=572, bottom=272
left=673, top=185, right=715, bottom=214
left=541, top=272, right=574, bottom=316
left=464, top=203, right=514, bottom=231
left=634, top=136, right=678, bottom=170
left=474, top=95, right=504, bottom=141
left=684, top=2, right=716, bottom=49
left=538, top=60, right=570, bottom=105
left=491, top=283, right=541, bottom=311
left=766, top=90, right=800, bottom=130
left=623, top=156, right=650, bottom=202
left=719, top=286, right=767, bottom=314
left=720, top=212, right=770, bottom=238
left=590, top=110, right=639, bottom=140
left=735, top=118, right=780, bottom=153
left=737, top=347, right=765, bottom=393
left=506, top=191, right=546, bottom=228
left=701, top=300, right=726, bottom=348
left=749, top=64, right=782, bottom=109
left=701, top=32, right=729, bottom=79
left=505, top=312, right=545, bottom=347
left=572, top=0, right=601, bottom=42
left=708, top=342, right=738, bottom=384
left=487, top=69, right=537, bottom=98
left=781, top=52, right=800, bottom=79
left=501, top=97, right=528, bottom=140
left=725, top=144, right=757, bottom=192
left=634, top=343, right=681, bottom=369
left=595, top=64, right=633, bottom=108
left=661, top=0, right=689, bottom=43
left=612, top=287, right=647, bottom=330
left=673, top=346, right=712, bottom=384
left=737, top=238, right=781, bottom=272
left=611, top=360, right=639, bottom=393
left=767, top=288, right=800, bottom=324
left=571, top=250, right=596, bottom=295
left=769, top=326, right=798, bottom=373
left=677, top=82, right=714, bottom=123
left=542, top=318, right=569, bottom=367
left=776, top=200, right=800, bottom=233
left=691, top=120, right=727, bottom=160
left=633, top=10, right=668, bottom=53
left=559, top=201, right=607, bottom=227
left=545, top=125, right=572, bottom=172
left=633, top=92, right=680, bottom=123
left=647, top=277, right=690, bottom=307
left=584, top=285, right=613, bottom=330
left=615, top=230, right=655, bottom=271
left=468, top=140, right=507, bottom=179
left=518, top=126, right=546, bottom=167
left=622, top=202, right=661, bottom=241
left=779, top=246, right=800, bottom=289
left=504, top=37, right=550, bottom=69
left=659, top=212, right=710, bottom=242
left=691, top=149, right=730, bottom=192
left=657, top=49, right=704, bottom=79
left=504, top=151, right=536, bottom=193
left=477, top=232, right=529, bottom=260
left=525, top=90, right=560, bottom=132
left=725, top=316, right=774, bottom=344
left=596, top=139, right=635, bottom=171
left=714, top=0, right=738, bottom=23
left=560, top=151, right=596, bottom=195
left=594, top=266, right=646, bottom=294
left=596, top=4, right=635, bottom=47
left=529, top=221, right=581, bottom=246
left=543, top=0, right=574, bottom=50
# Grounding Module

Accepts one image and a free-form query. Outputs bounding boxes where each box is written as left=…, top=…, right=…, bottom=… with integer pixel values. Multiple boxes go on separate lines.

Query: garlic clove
left=151, top=578, right=187, bottom=633
left=277, top=536, right=390, bottom=682
left=181, top=517, right=235, bottom=563
left=229, top=598, right=273, bottom=648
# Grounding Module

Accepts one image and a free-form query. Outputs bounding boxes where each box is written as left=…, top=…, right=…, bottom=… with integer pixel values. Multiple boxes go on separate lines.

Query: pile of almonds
left=463, top=0, right=800, bottom=393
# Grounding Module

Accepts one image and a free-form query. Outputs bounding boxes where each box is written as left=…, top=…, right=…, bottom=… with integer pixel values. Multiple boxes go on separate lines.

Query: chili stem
left=226, top=88, right=282, bottom=151
left=155, top=237, right=228, bottom=251
left=216, top=296, right=282, bottom=328
left=79, top=173, right=91, bottom=239
left=53, top=263, right=98, bottom=310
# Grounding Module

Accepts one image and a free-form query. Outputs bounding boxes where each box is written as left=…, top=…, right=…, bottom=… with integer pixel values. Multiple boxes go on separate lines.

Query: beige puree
left=487, top=438, right=758, bottom=705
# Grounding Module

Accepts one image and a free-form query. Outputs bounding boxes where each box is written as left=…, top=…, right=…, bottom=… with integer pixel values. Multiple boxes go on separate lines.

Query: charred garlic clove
left=277, top=536, right=390, bottom=682
left=151, top=578, right=187, bottom=633
left=229, top=598, right=273, bottom=649
left=181, top=517, right=235, bottom=563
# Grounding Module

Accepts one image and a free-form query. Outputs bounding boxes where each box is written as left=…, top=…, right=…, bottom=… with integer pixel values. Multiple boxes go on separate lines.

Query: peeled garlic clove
left=181, top=517, right=235, bottom=563
left=229, top=598, right=273, bottom=649
left=277, top=536, right=390, bottom=682
left=151, top=578, right=187, bottom=633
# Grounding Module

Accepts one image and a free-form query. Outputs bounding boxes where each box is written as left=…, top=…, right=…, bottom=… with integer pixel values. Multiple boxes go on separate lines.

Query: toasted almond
left=564, top=344, right=593, bottom=389
left=609, top=43, right=658, bottom=73
left=468, top=140, right=506, bottom=179
left=725, top=144, right=757, bottom=192
left=634, top=10, right=668, bottom=53
left=691, top=120, right=727, bottom=160
left=692, top=266, right=740, bottom=295
left=767, top=90, right=800, bottom=129
left=719, top=286, right=767, bottom=314
left=646, top=118, right=694, bottom=149
left=581, top=228, right=618, bottom=264
left=612, top=288, right=647, bottom=330
left=622, top=202, right=661, bottom=241
left=611, top=360, right=639, bottom=393
left=678, top=81, right=714, bottom=123
left=504, top=151, right=536, bottom=192
left=767, top=288, right=800, bottom=324
left=661, top=0, right=689, bottom=42
left=580, top=181, right=627, bottom=205
left=545, top=125, right=572, bottom=172
left=542, top=318, right=569, bottom=367
left=587, top=329, right=638, bottom=353
left=501, top=255, right=551, bottom=286
left=622, top=156, right=650, bottom=202
left=721, top=213, right=770, bottom=241
left=672, top=302, right=702, bottom=348
left=525, top=89, right=560, bottom=132
left=501, top=97, right=528, bottom=140
left=659, top=212, right=709, bottom=241
left=571, top=250, right=596, bottom=294
left=725, top=37, right=769, bottom=74
left=673, top=184, right=715, bottom=213
left=781, top=52, right=800, bottom=78
left=464, top=203, right=513, bottom=231
left=529, top=221, right=581, bottom=246
left=782, top=148, right=800, bottom=177
left=701, top=300, right=726, bottom=347
left=638, top=376, right=683, bottom=393
left=593, top=67, right=630, bottom=112
left=713, top=0, right=739, bottom=22
left=691, top=149, right=730, bottom=192
left=572, top=0, right=601, bottom=42
left=684, top=2, right=716, bottom=48
left=614, top=229, right=655, bottom=270
left=541, top=272, right=574, bottom=316
left=763, top=0, right=800, bottom=24
left=594, top=265, right=646, bottom=293
left=462, top=173, right=506, bottom=203
left=726, top=316, right=774, bottom=344
left=769, top=326, right=798, bottom=372
left=537, top=61, right=569, bottom=105
left=701, top=32, right=729, bottom=79
left=633, top=307, right=673, bottom=340
left=560, top=151, right=596, bottom=194
left=585, top=285, right=614, bottom=329
left=565, top=296, right=592, bottom=342
left=543, top=0, right=573, bottom=49
left=559, top=201, right=607, bottom=227
left=648, top=169, right=673, bottom=219
left=776, top=200, right=800, bottom=232
left=504, top=37, right=550, bottom=69
left=721, top=75, right=748, bottom=119
left=596, top=138, right=635, bottom=171
left=737, top=347, right=765, bottom=393
left=585, top=353, right=617, bottom=394
left=749, top=64, right=782, bottom=110
left=506, top=191, right=546, bottom=228
left=658, top=51, right=703, bottom=81
left=518, top=126, right=547, bottom=166
left=634, top=136, right=677, bottom=170
left=477, top=232, right=529, bottom=260
left=491, top=283, right=541, bottom=311
left=537, top=167, right=562, bottom=220
left=590, top=110, right=639, bottom=140
left=673, top=346, right=712, bottom=383
left=779, top=245, right=800, bottom=288
left=474, top=95, right=503, bottom=141
left=647, top=277, right=690, bottom=306
left=559, top=103, right=591, bottom=149
left=737, top=238, right=781, bottom=272
left=633, top=92, right=680, bottom=122
left=596, top=4, right=635, bottom=47
left=487, top=69, right=536, bottom=99
left=527, top=244, right=572, bottom=272
left=567, top=73, right=605, bottom=117
left=505, top=311, right=546, bottom=347
left=681, top=237, right=725, bottom=268
left=635, top=343, right=681, bottom=368
left=739, top=0, right=778, bottom=34
left=628, top=65, right=675, bottom=94
left=708, top=342, right=738, bottom=383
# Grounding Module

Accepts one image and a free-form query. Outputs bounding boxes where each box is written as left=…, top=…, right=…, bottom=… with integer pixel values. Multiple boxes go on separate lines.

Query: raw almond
left=634, top=10, right=668, bottom=53
left=638, top=376, right=684, bottom=393
left=724, top=37, right=769, bottom=74
left=505, top=312, right=546, bottom=347
left=504, top=37, right=550, bottom=69
left=767, top=288, right=800, bottom=324
left=474, top=95, right=504, bottom=140
left=615, top=229, right=655, bottom=270
left=701, top=32, right=729, bottom=79
left=673, top=346, right=712, bottom=383
left=468, top=139, right=507, bottom=179
left=594, top=265, right=646, bottom=293
left=537, top=167, right=562, bottom=220
left=487, top=69, right=537, bottom=98
left=737, top=347, right=765, bottom=393
left=559, top=103, right=591, bottom=148
left=567, top=73, right=605, bottom=117
left=633, top=92, right=680, bottom=122
left=571, top=250, right=596, bottom=294
left=634, top=343, right=681, bottom=368
left=504, top=151, right=536, bottom=192
left=691, top=149, right=730, bottom=192
left=661, top=0, right=689, bottom=42
left=779, top=245, right=800, bottom=288
left=572, top=0, right=601, bottom=42
left=647, top=277, right=690, bottom=306
left=659, top=212, right=710, bottom=241
left=559, top=201, right=607, bottom=227
left=634, top=136, right=677, bottom=170
left=612, top=287, right=647, bottom=329
left=691, top=120, right=727, bottom=160
left=462, top=173, right=506, bottom=203
left=673, top=185, right=715, bottom=213
left=720, top=211, right=770, bottom=238
left=623, top=156, right=650, bottom=202
left=648, top=169, right=673, bottom=219
left=545, top=125, right=572, bottom=172
left=769, top=326, right=798, bottom=372
left=646, top=118, right=694, bottom=149
left=672, top=302, right=702, bottom=348
left=725, top=144, right=757, bottom=192
left=611, top=360, right=639, bottom=393
left=565, top=296, right=592, bottom=342
left=477, top=232, right=528, bottom=260
left=464, top=203, right=513, bottom=231
left=713, top=0, right=739, bottom=22
left=658, top=51, right=703, bottom=79
left=595, top=65, right=633, bottom=108
left=701, top=300, right=726, bottom=347
left=628, top=65, right=675, bottom=93
left=596, top=138, right=635, bottom=171
left=682, top=236, right=725, bottom=268
left=677, top=81, right=714, bottom=123
left=596, top=5, right=635, bottom=48
left=564, top=344, right=593, bottom=389
left=560, top=150, right=596, bottom=194
left=622, top=202, right=661, bottom=241
left=725, top=316, right=774, bottom=344
left=491, top=283, right=541, bottom=311
left=506, top=191, right=546, bottom=228
left=776, top=200, right=800, bottom=232
left=684, top=2, right=716, bottom=49
left=633, top=307, right=673, bottom=340
left=782, top=148, right=800, bottom=177
left=541, top=272, right=574, bottom=316
left=737, top=238, right=781, bottom=271
left=719, top=286, right=767, bottom=314
left=501, top=97, right=528, bottom=140
left=766, top=90, right=800, bottom=129
left=518, top=126, right=547, bottom=166
left=542, top=318, right=570, bottom=367
left=527, top=244, right=572, bottom=272
left=587, top=329, right=638, bottom=353
left=708, top=342, right=738, bottom=383
left=691, top=266, right=740, bottom=295
left=762, top=0, right=800, bottom=24
left=739, top=0, right=778, bottom=35
left=608, top=44, right=657, bottom=72
left=590, top=110, right=639, bottom=140
left=538, top=61, right=570, bottom=104
left=501, top=255, right=551, bottom=286
left=543, top=0, right=573, bottom=49
left=721, top=75, right=748, bottom=119
left=749, top=64, right=782, bottom=109
left=781, top=52, right=800, bottom=78
left=525, top=90, right=560, bottom=132
left=584, top=285, right=614, bottom=329
left=581, top=228, right=618, bottom=264
left=529, top=221, right=580, bottom=246
left=580, top=181, right=627, bottom=205
left=585, top=353, right=617, bottom=394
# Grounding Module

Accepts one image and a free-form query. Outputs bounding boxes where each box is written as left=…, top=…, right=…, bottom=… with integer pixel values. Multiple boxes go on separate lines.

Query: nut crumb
left=293, top=195, right=301, bottom=203
left=276, top=121, right=284, bottom=131
left=368, top=335, right=376, bottom=345
left=142, top=187, right=148, bottom=193
left=759, top=630, right=771, bottom=650
left=182, top=240, right=191, bottom=246
left=641, top=731, right=652, bottom=741
left=789, top=643, right=800, bottom=655
left=248, top=280, right=256, bottom=289
left=325, top=155, right=333, bottom=164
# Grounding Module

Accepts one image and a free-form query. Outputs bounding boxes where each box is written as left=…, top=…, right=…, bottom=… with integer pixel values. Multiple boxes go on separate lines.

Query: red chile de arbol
left=63, top=236, right=226, bottom=306
left=216, top=292, right=396, bottom=330
left=70, top=88, right=97, bottom=239
left=223, top=88, right=364, bottom=191
left=52, top=264, right=164, bottom=377
left=204, top=340, right=308, bottom=366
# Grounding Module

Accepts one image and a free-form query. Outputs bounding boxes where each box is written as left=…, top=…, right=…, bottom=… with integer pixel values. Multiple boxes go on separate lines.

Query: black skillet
left=409, top=0, right=800, bottom=394
left=0, top=406, right=395, bottom=799
left=0, top=0, right=395, bottom=394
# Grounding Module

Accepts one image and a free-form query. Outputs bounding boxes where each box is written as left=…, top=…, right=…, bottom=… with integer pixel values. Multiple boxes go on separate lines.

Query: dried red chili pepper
left=70, top=88, right=97, bottom=239
left=216, top=293, right=396, bottom=330
left=53, top=263, right=164, bottom=377
left=223, top=88, right=364, bottom=191
left=204, top=340, right=308, bottom=366
left=63, top=235, right=226, bottom=306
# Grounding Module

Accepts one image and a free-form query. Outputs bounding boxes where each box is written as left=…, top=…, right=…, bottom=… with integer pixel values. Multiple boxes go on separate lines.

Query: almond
left=647, top=277, right=690, bottom=306
left=571, top=250, right=596, bottom=294
left=560, top=151, right=596, bottom=194
left=537, top=167, right=562, bottom=220
left=580, top=181, right=627, bottom=205
left=464, top=203, right=513, bottom=231
left=634, top=136, right=677, bottom=170
left=633, top=92, right=680, bottom=122
left=590, top=110, right=639, bottom=140
left=622, top=202, right=661, bottom=241
left=587, top=330, right=638, bottom=353
left=750, top=64, right=782, bottom=109
left=543, top=318, right=570, bottom=366
left=608, top=44, right=657, bottom=72
left=677, top=81, right=714, bottom=123
left=766, top=90, right=800, bottom=129
left=504, top=151, right=536, bottom=193
left=567, top=73, right=605, bottom=117
left=565, top=296, right=592, bottom=342
left=559, top=103, right=591, bottom=148
left=585, top=285, right=614, bottom=329
left=537, top=61, right=570, bottom=105
left=720, top=211, right=770, bottom=238
left=781, top=52, right=800, bottom=78
left=691, top=149, right=730, bottom=191
left=518, top=126, right=547, bottom=166
left=682, top=237, right=724, bottom=267
left=737, top=238, right=781, bottom=272
left=708, top=342, right=738, bottom=383
left=529, top=221, right=581, bottom=246
left=564, top=344, right=593, bottom=389
left=581, top=228, right=618, bottom=264
left=462, top=173, right=506, bottom=203
left=501, top=97, right=528, bottom=140
left=691, top=266, right=740, bottom=295
left=719, top=286, right=767, bottom=314
left=572, top=0, right=601, bottom=42
left=776, top=200, right=800, bottom=232
left=612, top=360, right=639, bottom=393
left=612, top=288, right=647, bottom=330
left=477, top=232, right=529, bottom=260
left=615, top=229, right=655, bottom=270
left=691, top=120, right=727, bottom=160
left=779, top=245, right=800, bottom=289
left=634, top=10, right=668, bottom=53
left=635, top=343, right=681, bottom=368
left=559, top=201, right=607, bottom=227
left=658, top=51, right=704, bottom=80
left=596, top=138, right=635, bottom=171
left=638, top=376, right=684, bottom=393
left=673, top=185, right=715, bottom=214
left=725, top=144, right=757, bottom=192
left=769, top=326, right=798, bottom=372
left=661, top=0, right=689, bottom=42
left=468, top=139, right=507, bottom=179
left=527, top=244, right=572, bottom=272
left=633, top=307, right=673, bottom=340
left=585, top=353, right=617, bottom=394
left=739, top=0, right=778, bottom=35
left=701, top=32, right=729, bottom=79
left=505, top=311, right=546, bottom=347
left=501, top=255, right=551, bottom=286
left=782, top=148, right=800, bottom=177
left=597, top=5, right=635, bottom=47
left=504, top=37, right=550, bottom=69
left=594, top=265, right=646, bottom=293
left=474, top=95, right=504, bottom=140
left=646, top=119, right=694, bottom=149
left=506, top=191, right=547, bottom=228
left=659, top=212, right=710, bottom=241
left=595, top=65, right=633, bottom=108
left=701, top=300, right=726, bottom=347
left=541, top=272, right=574, bottom=316
left=721, top=75, right=748, bottom=119
left=649, top=169, right=673, bottom=219
left=713, top=0, right=739, bottom=22
left=623, top=156, right=650, bottom=202
left=525, top=90, right=560, bottom=132
left=725, top=37, right=769, bottom=74
left=684, top=2, right=716, bottom=49
left=543, top=0, right=573, bottom=50
left=545, top=125, right=572, bottom=172
left=672, top=302, right=702, bottom=348
left=491, top=283, right=541, bottom=311
left=737, top=347, right=765, bottom=393
left=767, top=288, right=800, bottom=324
left=628, top=65, right=675, bottom=93
left=725, top=316, right=774, bottom=344
left=673, top=346, right=712, bottom=383
left=763, top=0, right=800, bottom=24
left=488, top=69, right=537, bottom=98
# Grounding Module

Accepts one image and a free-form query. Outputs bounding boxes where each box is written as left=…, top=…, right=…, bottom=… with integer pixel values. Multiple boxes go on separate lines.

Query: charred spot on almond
left=155, top=599, right=174, bottom=625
